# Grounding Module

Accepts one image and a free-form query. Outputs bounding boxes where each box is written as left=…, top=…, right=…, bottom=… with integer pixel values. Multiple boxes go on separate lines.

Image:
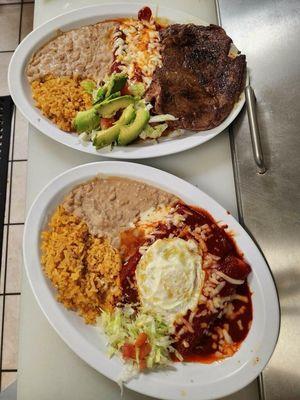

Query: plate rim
left=23, top=161, right=280, bottom=400
left=8, top=2, right=246, bottom=159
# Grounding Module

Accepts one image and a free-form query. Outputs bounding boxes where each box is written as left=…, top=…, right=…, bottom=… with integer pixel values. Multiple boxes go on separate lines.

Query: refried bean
left=27, top=21, right=117, bottom=83
left=62, top=176, right=178, bottom=247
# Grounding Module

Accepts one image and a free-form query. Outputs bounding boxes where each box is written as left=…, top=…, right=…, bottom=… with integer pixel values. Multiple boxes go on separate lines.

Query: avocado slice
left=92, top=73, right=127, bottom=104
left=118, top=107, right=150, bottom=146
left=93, top=90, right=121, bottom=106
left=93, top=86, right=106, bottom=104
left=73, top=107, right=100, bottom=133
left=93, top=125, right=120, bottom=149
left=105, top=73, right=127, bottom=97
left=98, top=95, right=135, bottom=118
left=74, top=95, right=135, bottom=134
left=118, top=104, right=136, bottom=125
left=93, top=105, right=136, bottom=149
left=102, top=91, right=121, bottom=103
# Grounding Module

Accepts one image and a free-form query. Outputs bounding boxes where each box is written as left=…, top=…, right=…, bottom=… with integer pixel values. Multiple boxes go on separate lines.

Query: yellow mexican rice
left=40, top=206, right=121, bottom=324
left=31, top=75, right=92, bottom=132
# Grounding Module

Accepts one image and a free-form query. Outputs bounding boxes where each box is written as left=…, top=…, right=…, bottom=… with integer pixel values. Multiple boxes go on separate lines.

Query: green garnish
left=92, top=73, right=128, bottom=104
left=139, top=123, right=168, bottom=140
left=100, top=305, right=180, bottom=369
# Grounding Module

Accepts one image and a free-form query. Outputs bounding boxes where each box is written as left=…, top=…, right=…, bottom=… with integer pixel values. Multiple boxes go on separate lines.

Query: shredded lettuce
left=135, top=99, right=147, bottom=109
left=100, top=305, right=179, bottom=372
left=140, top=123, right=168, bottom=140
left=78, top=131, right=91, bottom=143
left=145, top=102, right=153, bottom=111
left=149, top=114, right=178, bottom=123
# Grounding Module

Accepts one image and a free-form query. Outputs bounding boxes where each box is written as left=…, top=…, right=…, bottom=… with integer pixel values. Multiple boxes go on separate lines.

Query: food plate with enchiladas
left=23, top=161, right=279, bottom=400
left=9, top=3, right=246, bottom=158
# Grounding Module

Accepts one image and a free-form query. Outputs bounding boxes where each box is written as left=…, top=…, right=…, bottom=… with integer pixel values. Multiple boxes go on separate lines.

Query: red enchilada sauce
left=120, top=202, right=253, bottom=363
left=138, top=6, right=152, bottom=22
left=109, top=9, right=164, bottom=79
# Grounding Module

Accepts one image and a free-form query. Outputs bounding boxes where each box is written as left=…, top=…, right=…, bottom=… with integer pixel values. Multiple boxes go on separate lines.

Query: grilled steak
left=146, top=24, right=246, bottom=131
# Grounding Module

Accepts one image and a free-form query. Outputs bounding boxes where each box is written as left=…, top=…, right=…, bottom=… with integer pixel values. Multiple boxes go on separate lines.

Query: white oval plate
left=23, top=161, right=279, bottom=400
left=9, top=3, right=246, bottom=159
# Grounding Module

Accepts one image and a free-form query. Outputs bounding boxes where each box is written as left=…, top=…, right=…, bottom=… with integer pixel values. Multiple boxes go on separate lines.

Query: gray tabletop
left=18, top=2, right=247, bottom=399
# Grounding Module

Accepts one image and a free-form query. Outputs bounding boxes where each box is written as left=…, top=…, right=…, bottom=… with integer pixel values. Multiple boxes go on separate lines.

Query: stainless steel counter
left=218, top=1, right=300, bottom=399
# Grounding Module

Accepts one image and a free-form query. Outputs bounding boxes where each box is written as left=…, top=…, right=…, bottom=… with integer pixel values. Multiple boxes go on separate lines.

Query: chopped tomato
left=121, top=82, right=130, bottom=96
left=122, top=333, right=151, bottom=369
left=121, top=343, right=136, bottom=360
left=139, top=359, right=147, bottom=371
left=133, top=63, right=143, bottom=82
left=110, top=61, right=122, bottom=73
left=135, top=332, right=148, bottom=348
left=139, top=342, right=151, bottom=360
left=100, top=117, right=114, bottom=130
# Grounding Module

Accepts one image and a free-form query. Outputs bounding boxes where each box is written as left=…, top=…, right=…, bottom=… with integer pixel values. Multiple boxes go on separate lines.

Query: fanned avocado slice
left=93, top=90, right=121, bottom=106
left=118, top=107, right=150, bottom=146
left=93, top=104, right=136, bottom=149
left=93, top=73, right=127, bottom=104
left=105, top=73, right=127, bottom=97
left=74, top=96, right=135, bottom=133
left=73, top=107, right=100, bottom=133
left=98, top=96, right=135, bottom=118
left=118, top=104, right=136, bottom=125
left=93, top=125, right=120, bottom=149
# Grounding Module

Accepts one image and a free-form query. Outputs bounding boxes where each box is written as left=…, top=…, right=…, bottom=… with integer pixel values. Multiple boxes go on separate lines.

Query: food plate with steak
left=23, top=161, right=279, bottom=400
left=9, top=4, right=247, bottom=158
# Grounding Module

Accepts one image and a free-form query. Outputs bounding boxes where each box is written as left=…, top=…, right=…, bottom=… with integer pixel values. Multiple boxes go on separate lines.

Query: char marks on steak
left=146, top=24, right=246, bottom=131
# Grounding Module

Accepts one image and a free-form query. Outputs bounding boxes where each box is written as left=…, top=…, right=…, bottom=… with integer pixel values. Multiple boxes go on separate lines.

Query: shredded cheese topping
left=113, top=18, right=162, bottom=87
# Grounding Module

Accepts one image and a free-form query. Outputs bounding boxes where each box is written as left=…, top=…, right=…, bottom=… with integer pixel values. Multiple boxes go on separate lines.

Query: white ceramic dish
left=8, top=3, right=246, bottom=159
left=23, top=161, right=279, bottom=400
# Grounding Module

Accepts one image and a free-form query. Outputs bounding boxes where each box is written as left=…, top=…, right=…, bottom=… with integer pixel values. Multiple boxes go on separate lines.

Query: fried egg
left=136, top=238, right=204, bottom=328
